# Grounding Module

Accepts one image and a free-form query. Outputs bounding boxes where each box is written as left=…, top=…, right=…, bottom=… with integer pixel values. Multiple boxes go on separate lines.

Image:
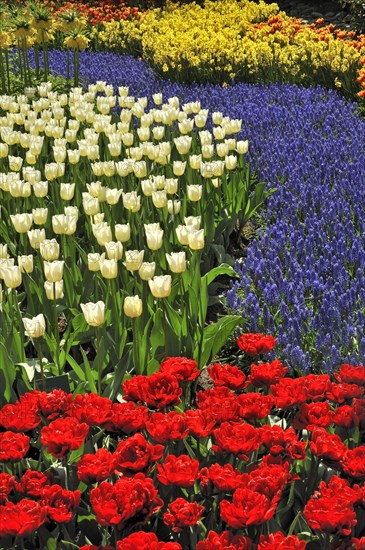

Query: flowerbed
left=97, top=0, right=365, bottom=97
left=1, top=339, right=365, bottom=548
left=24, top=49, right=365, bottom=373
left=0, top=80, right=274, bottom=402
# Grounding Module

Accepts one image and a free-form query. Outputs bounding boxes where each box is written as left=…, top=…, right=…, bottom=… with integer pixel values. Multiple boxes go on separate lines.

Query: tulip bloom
left=124, top=296, right=143, bottom=318
left=23, top=314, right=46, bottom=338
left=166, top=252, right=186, bottom=274
left=44, top=281, right=64, bottom=301
left=80, top=301, right=105, bottom=327
left=10, top=213, right=33, bottom=233
left=1, top=266, right=22, bottom=289
left=148, top=275, right=172, bottom=298
left=44, top=261, right=64, bottom=283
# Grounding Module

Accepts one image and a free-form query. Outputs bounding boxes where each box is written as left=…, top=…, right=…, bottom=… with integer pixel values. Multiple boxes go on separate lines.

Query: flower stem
left=35, top=339, right=45, bottom=391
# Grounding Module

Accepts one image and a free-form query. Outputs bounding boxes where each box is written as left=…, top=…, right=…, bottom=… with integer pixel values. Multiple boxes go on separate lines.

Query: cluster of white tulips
left=0, top=80, right=250, bottom=387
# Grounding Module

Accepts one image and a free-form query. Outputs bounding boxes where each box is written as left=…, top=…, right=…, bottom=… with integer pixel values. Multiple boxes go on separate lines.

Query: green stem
left=0, top=49, right=6, bottom=93
left=5, top=49, right=11, bottom=92
left=95, top=326, right=102, bottom=394
left=52, top=284, right=60, bottom=375
left=73, top=48, right=79, bottom=87
left=34, top=44, right=39, bottom=79
left=66, top=48, right=70, bottom=81
left=131, top=317, right=141, bottom=375
left=35, top=339, right=45, bottom=391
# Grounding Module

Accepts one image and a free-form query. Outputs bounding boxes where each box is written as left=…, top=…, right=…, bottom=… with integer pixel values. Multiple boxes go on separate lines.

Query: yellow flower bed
left=97, top=0, right=365, bottom=96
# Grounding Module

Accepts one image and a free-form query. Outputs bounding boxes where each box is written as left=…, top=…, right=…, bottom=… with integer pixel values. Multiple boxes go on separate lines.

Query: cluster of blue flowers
left=31, top=50, right=365, bottom=373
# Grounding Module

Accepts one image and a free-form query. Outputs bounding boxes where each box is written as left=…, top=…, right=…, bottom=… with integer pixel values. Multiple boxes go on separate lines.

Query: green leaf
left=147, top=357, right=160, bottom=375
left=46, top=539, right=57, bottom=550
left=0, top=342, right=16, bottom=403
left=80, top=347, right=97, bottom=393
left=197, top=315, right=242, bottom=367
left=104, top=350, right=131, bottom=400
left=68, top=443, right=84, bottom=465
left=203, top=264, right=237, bottom=287
left=164, top=301, right=182, bottom=338
left=65, top=353, right=86, bottom=382
left=150, top=308, right=165, bottom=357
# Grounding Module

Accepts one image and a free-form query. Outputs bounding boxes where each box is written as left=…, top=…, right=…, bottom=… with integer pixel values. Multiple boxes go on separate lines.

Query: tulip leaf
left=164, top=301, right=182, bottom=338
left=0, top=342, right=16, bottom=403
left=147, top=358, right=160, bottom=375
left=65, top=353, right=86, bottom=381
left=150, top=308, right=165, bottom=358
left=203, top=264, right=237, bottom=286
left=196, top=315, right=242, bottom=367
left=80, top=347, right=97, bottom=393
left=68, top=443, right=85, bottom=465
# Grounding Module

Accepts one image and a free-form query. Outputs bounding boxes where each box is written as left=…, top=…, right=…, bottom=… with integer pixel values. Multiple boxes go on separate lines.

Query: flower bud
left=32, top=208, right=48, bottom=225
left=105, top=241, right=123, bottom=260
left=23, top=313, right=46, bottom=338
left=165, top=178, right=178, bottom=194
left=188, top=155, right=201, bottom=172
left=52, top=214, right=77, bottom=235
left=44, top=260, right=64, bottom=282
left=145, top=228, right=164, bottom=251
left=115, top=223, right=131, bottom=243
left=152, top=126, right=165, bottom=140
left=18, top=255, right=34, bottom=274
left=166, top=251, right=186, bottom=273
left=174, top=136, right=192, bottom=155
left=40, top=239, right=60, bottom=261
left=0, top=245, right=9, bottom=260
left=10, top=213, right=33, bottom=233
left=1, top=266, right=22, bottom=288
left=137, top=127, right=150, bottom=142
left=44, top=280, right=64, bottom=300
left=173, top=161, right=186, bottom=177
left=202, top=144, right=214, bottom=159
left=152, top=93, right=162, bottom=105
left=28, top=228, right=46, bottom=249
left=225, top=155, right=238, bottom=170
left=152, top=190, right=167, bottom=209
left=212, top=111, right=223, bottom=125
left=187, top=185, right=202, bottom=202
left=125, top=250, right=144, bottom=271
left=83, top=196, right=100, bottom=216
left=9, top=179, right=31, bottom=198
left=67, top=149, right=80, bottom=164
left=100, top=255, right=118, bottom=279
left=105, top=188, right=123, bottom=205
left=64, top=206, right=79, bottom=220
left=236, top=140, right=249, bottom=155
left=81, top=301, right=105, bottom=327
left=184, top=216, right=201, bottom=229
left=178, top=119, right=194, bottom=134
left=167, top=200, right=181, bottom=215
left=123, top=295, right=143, bottom=318
left=60, top=183, right=75, bottom=201
left=33, top=181, right=48, bottom=198
left=8, top=156, right=23, bottom=172
left=0, top=143, right=8, bottom=158
left=88, top=253, right=101, bottom=272
left=134, top=161, right=147, bottom=179
left=93, top=222, right=112, bottom=246
left=138, top=261, right=156, bottom=281
left=213, top=126, right=226, bottom=140
left=216, top=142, right=229, bottom=157
left=122, top=191, right=141, bottom=213
left=188, top=229, right=205, bottom=250
left=148, top=275, right=172, bottom=298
